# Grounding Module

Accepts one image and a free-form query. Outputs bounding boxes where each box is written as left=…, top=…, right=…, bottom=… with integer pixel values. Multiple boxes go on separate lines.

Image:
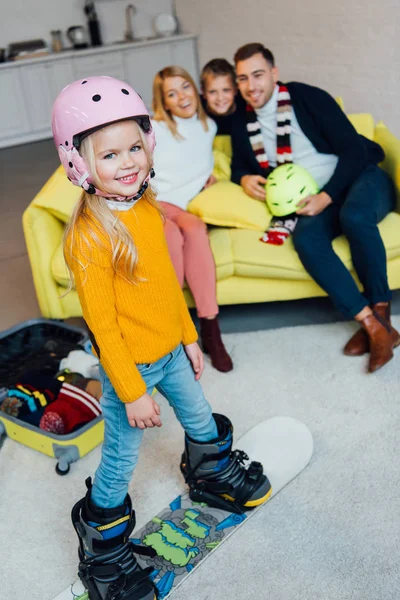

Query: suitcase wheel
left=56, top=460, right=71, bottom=476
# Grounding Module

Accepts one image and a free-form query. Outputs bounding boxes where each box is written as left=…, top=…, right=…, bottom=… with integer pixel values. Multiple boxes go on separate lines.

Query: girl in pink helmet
left=52, top=76, right=271, bottom=600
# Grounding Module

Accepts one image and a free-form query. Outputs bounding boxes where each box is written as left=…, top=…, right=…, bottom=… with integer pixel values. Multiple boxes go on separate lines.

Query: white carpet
left=1, top=319, right=400, bottom=600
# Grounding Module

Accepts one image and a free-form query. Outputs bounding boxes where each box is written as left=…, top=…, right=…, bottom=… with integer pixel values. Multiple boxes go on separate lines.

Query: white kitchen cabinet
left=123, top=44, right=173, bottom=109
left=0, top=34, right=198, bottom=149
left=46, top=59, right=75, bottom=103
left=73, top=52, right=125, bottom=81
left=22, top=64, right=53, bottom=132
left=0, top=70, right=30, bottom=143
left=20, top=59, right=75, bottom=134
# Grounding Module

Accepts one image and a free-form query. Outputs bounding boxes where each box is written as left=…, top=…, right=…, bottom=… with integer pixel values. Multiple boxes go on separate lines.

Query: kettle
left=67, top=26, right=88, bottom=49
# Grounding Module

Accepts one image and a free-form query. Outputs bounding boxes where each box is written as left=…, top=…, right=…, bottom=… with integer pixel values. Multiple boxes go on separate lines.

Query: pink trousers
left=160, top=202, right=218, bottom=318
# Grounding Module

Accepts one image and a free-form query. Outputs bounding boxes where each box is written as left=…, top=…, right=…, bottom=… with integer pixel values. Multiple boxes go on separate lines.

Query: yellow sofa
left=23, top=117, right=400, bottom=320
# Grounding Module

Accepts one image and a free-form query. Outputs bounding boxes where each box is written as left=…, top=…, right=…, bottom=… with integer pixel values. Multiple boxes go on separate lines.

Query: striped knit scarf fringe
left=245, top=82, right=292, bottom=175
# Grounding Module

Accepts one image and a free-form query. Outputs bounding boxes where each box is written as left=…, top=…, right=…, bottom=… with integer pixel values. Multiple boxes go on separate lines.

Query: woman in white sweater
left=151, top=66, right=232, bottom=373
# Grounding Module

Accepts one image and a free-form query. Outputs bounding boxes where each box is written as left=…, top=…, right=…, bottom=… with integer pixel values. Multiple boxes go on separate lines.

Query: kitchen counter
left=0, top=33, right=198, bottom=148
left=0, top=33, right=196, bottom=69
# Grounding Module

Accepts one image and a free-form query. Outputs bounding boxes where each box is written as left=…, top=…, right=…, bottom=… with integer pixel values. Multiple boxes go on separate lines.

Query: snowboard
left=54, top=416, right=313, bottom=600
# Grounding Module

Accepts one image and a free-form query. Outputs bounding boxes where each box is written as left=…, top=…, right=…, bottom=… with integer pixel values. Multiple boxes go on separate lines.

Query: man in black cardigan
left=232, top=42, right=399, bottom=372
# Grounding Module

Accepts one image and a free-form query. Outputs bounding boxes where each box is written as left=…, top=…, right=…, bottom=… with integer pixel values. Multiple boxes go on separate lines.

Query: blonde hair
left=152, top=65, right=209, bottom=139
left=63, top=120, right=162, bottom=289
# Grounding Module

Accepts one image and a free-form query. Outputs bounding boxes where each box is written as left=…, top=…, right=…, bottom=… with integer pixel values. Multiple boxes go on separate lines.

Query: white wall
left=0, top=0, right=173, bottom=48
left=175, top=0, right=400, bottom=135
left=2, top=1, right=398, bottom=133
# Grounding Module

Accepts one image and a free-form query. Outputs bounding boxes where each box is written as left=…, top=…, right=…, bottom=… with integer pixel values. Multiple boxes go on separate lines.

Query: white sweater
left=151, top=115, right=217, bottom=210
left=256, top=85, right=338, bottom=189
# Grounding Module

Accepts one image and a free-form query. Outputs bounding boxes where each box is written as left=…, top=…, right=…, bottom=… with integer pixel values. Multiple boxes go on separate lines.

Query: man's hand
left=296, top=191, right=333, bottom=216
left=241, top=175, right=267, bottom=201
left=125, top=392, right=162, bottom=429
left=204, top=174, right=217, bottom=189
left=184, top=342, right=204, bottom=380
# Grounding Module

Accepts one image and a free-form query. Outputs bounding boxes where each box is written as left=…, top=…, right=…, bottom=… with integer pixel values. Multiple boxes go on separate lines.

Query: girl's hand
left=204, top=174, right=217, bottom=188
left=184, top=342, right=204, bottom=380
left=125, top=392, right=162, bottom=429
left=296, top=192, right=332, bottom=216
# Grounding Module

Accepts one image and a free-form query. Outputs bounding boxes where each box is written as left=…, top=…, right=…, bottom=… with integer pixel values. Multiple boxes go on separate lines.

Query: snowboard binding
left=180, top=413, right=272, bottom=514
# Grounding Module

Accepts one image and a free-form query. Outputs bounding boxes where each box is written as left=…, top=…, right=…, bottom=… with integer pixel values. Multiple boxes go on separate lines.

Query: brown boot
left=200, top=317, right=233, bottom=373
left=360, top=311, right=400, bottom=372
left=344, top=302, right=394, bottom=356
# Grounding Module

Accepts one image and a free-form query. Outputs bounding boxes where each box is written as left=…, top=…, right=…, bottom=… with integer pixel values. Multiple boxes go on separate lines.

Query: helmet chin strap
left=123, top=179, right=149, bottom=202
left=86, top=168, right=155, bottom=202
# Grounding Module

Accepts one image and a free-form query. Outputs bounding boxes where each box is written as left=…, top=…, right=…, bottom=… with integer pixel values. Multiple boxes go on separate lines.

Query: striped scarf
left=246, top=83, right=298, bottom=246
left=246, top=82, right=292, bottom=175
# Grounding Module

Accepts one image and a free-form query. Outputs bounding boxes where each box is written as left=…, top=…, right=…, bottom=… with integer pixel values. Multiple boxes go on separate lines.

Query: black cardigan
left=230, top=81, right=384, bottom=204
left=201, top=93, right=246, bottom=135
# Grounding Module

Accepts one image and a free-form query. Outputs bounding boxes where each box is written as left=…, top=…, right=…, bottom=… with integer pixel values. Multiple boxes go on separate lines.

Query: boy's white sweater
left=151, top=115, right=217, bottom=210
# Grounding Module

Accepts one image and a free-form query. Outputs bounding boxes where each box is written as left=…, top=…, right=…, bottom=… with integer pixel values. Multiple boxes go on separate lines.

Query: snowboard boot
left=71, top=478, right=157, bottom=600
left=180, top=414, right=272, bottom=514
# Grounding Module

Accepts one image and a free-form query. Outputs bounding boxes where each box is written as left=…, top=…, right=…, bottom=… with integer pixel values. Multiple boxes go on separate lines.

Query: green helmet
left=265, top=164, right=319, bottom=217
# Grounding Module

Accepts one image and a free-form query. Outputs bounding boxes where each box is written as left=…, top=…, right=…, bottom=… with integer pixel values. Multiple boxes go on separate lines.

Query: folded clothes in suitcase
left=0, top=319, right=104, bottom=474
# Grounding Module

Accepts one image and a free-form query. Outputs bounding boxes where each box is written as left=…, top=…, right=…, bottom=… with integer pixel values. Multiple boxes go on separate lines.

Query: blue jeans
left=293, top=165, right=396, bottom=318
left=91, top=344, right=218, bottom=509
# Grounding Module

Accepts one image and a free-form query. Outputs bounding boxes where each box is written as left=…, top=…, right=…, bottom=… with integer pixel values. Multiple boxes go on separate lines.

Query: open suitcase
left=0, top=319, right=104, bottom=475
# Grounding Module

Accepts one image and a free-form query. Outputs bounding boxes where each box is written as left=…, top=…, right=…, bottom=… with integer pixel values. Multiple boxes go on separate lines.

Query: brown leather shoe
left=200, top=317, right=233, bottom=373
left=343, top=327, right=369, bottom=356
left=344, top=302, right=394, bottom=356
left=360, top=311, right=400, bottom=372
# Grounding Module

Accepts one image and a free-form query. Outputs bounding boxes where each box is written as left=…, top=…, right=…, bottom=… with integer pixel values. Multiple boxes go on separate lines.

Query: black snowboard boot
left=71, top=478, right=157, bottom=600
left=180, top=414, right=272, bottom=514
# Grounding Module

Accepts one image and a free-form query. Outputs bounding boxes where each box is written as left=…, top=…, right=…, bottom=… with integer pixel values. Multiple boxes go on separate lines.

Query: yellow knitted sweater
left=67, top=199, right=198, bottom=403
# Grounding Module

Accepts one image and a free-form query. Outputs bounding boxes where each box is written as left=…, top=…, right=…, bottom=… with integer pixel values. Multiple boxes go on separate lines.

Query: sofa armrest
left=22, top=205, right=67, bottom=319
left=374, top=122, right=400, bottom=214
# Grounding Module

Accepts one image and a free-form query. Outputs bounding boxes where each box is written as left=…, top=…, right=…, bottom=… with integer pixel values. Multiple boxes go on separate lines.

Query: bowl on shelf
left=153, top=13, right=178, bottom=37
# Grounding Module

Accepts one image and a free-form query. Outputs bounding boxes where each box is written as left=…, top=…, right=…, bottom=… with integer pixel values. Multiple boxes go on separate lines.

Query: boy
left=200, top=58, right=245, bottom=135
left=201, top=59, right=246, bottom=179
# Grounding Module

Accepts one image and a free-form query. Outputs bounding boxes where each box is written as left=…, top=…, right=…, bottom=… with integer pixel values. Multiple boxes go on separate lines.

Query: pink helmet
left=52, top=76, right=156, bottom=199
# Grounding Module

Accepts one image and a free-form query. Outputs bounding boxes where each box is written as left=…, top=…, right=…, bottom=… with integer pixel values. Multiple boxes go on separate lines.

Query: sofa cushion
left=33, top=165, right=81, bottom=223
left=378, top=212, right=400, bottom=260
left=213, top=135, right=232, bottom=159
left=54, top=227, right=236, bottom=289
left=208, top=228, right=235, bottom=280
left=188, top=181, right=271, bottom=231
left=213, top=148, right=231, bottom=181
left=208, top=211, right=400, bottom=281
left=52, top=212, right=400, bottom=285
